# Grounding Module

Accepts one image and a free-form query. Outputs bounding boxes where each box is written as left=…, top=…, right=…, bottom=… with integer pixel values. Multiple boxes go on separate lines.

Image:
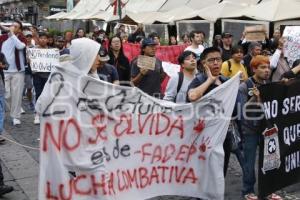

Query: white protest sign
left=162, top=62, right=181, bottom=77
left=27, top=48, right=60, bottom=72
left=137, top=55, right=156, bottom=71
left=283, top=26, right=300, bottom=66
left=36, top=66, right=240, bottom=200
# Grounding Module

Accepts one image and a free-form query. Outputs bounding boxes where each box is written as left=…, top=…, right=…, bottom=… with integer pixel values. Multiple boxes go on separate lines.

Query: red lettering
left=157, top=166, right=168, bottom=183
left=138, top=114, right=153, bottom=134
left=139, top=143, right=152, bottom=162
left=167, top=115, right=184, bottom=139
left=183, top=168, right=198, bottom=184
left=139, top=167, right=149, bottom=189
left=126, top=169, right=139, bottom=189
left=162, top=144, right=176, bottom=163
left=155, top=114, right=170, bottom=136
left=90, top=115, right=108, bottom=144
left=59, top=179, right=73, bottom=200
left=62, top=118, right=81, bottom=151
left=175, top=166, right=186, bottom=183
left=108, top=172, right=115, bottom=195
left=121, top=171, right=129, bottom=190
left=73, top=175, right=92, bottom=196
left=114, top=114, right=128, bottom=138
left=169, top=166, right=174, bottom=183
left=91, top=174, right=107, bottom=195
left=185, top=145, right=197, bottom=163
left=151, top=145, right=162, bottom=164
left=117, top=170, right=126, bottom=192
left=46, top=181, right=59, bottom=200
left=42, top=121, right=64, bottom=152
left=176, top=145, right=189, bottom=161
left=149, top=166, right=160, bottom=184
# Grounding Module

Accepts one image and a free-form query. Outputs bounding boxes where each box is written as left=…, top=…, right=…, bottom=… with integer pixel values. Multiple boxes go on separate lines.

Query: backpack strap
left=227, top=60, right=232, bottom=73
left=174, top=71, right=184, bottom=102
left=245, top=77, right=255, bottom=100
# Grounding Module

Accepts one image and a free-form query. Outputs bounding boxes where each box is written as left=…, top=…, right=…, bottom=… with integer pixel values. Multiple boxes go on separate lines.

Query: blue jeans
left=242, top=134, right=259, bottom=195
left=0, top=95, right=4, bottom=134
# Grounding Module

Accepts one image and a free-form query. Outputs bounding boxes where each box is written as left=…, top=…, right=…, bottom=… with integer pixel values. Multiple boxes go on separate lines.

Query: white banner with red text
left=36, top=67, right=240, bottom=200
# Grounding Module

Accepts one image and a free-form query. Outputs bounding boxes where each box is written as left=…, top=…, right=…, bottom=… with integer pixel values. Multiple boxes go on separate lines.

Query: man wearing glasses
left=187, top=47, right=226, bottom=102
left=187, top=47, right=233, bottom=179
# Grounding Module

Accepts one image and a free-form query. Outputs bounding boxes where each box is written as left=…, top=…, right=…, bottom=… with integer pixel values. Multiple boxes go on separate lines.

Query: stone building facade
left=0, top=0, right=79, bottom=25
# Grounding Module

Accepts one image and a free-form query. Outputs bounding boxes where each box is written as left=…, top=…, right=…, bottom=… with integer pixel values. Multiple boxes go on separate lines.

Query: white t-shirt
left=184, top=45, right=205, bottom=59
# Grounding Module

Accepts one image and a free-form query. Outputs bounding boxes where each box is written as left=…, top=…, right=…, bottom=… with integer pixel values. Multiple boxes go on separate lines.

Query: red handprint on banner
left=193, top=119, right=205, bottom=134
left=198, top=137, right=212, bottom=161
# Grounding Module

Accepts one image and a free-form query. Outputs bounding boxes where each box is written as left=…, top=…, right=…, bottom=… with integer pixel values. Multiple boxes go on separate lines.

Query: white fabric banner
left=283, top=26, right=300, bottom=66
left=36, top=66, right=240, bottom=200
left=162, top=62, right=181, bottom=77
left=27, top=48, right=60, bottom=72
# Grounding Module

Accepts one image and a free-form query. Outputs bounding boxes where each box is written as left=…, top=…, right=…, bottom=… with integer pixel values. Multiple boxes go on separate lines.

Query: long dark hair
left=75, top=28, right=86, bottom=38
left=108, top=35, right=127, bottom=59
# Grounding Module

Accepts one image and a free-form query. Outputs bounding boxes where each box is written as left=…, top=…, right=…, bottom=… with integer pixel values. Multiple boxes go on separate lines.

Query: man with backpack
left=163, top=51, right=197, bottom=103
left=237, top=55, right=282, bottom=200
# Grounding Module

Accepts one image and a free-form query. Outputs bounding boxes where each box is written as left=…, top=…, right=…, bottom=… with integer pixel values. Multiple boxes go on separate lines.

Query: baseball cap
left=98, top=47, right=110, bottom=62
left=141, top=38, right=156, bottom=48
left=221, top=32, right=233, bottom=38
left=56, top=36, right=65, bottom=42
left=24, top=31, right=33, bottom=37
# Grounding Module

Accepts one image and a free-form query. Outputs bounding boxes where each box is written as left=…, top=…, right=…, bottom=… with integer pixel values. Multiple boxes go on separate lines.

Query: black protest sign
left=258, top=79, right=300, bottom=198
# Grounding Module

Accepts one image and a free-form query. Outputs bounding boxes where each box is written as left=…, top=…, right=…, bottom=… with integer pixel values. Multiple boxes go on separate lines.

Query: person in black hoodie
left=108, top=35, right=131, bottom=86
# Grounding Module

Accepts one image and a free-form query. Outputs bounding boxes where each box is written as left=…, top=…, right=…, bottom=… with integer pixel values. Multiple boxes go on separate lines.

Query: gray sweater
left=163, top=73, right=194, bottom=103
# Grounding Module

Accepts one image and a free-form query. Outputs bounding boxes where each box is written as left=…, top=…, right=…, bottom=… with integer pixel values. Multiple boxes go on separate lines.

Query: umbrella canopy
left=195, top=1, right=247, bottom=22
left=45, top=12, right=67, bottom=20
left=229, top=0, right=300, bottom=21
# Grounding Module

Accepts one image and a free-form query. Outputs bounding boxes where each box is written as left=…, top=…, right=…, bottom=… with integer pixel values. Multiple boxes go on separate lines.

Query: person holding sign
left=237, top=56, right=282, bottom=200
left=269, top=38, right=290, bottom=82
left=31, top=32, right=51, bottom=124
left=187, top=47, right=235, bottom=177
left=131, top=38, right=165, bottom=98
left=0, top=20, right=26, bottom=126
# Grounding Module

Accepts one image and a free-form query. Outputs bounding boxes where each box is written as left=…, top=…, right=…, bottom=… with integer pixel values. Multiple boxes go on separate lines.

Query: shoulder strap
left=174, top=72, right=184, bottom=102
left=245, top=77, right=255, bottom=100
left=227, top=60, right=232, bottom=73
left=176, top=71, right=184, bottom=94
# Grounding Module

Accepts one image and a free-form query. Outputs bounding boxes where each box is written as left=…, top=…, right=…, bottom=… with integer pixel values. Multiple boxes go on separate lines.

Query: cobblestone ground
left=0, top=100, right=299, bottom=200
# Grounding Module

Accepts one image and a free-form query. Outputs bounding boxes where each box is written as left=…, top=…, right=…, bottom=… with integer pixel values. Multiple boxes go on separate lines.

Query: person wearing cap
left=184, top=30, right=205, bottom=60
left=131, top=38, right=165, bottom=98
left=221, top=32, right=233, bottom=62
left=163, top=51, right=197, bottom=103
left=24, top=31, right=34, bottom=110
left=55, top=36, right=69, bottom=56
left=97, top=47, right=119, bottom=85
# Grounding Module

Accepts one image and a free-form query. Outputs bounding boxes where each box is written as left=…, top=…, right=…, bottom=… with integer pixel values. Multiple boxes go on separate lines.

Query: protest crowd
left=0, top=19, right=299, bottom=200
